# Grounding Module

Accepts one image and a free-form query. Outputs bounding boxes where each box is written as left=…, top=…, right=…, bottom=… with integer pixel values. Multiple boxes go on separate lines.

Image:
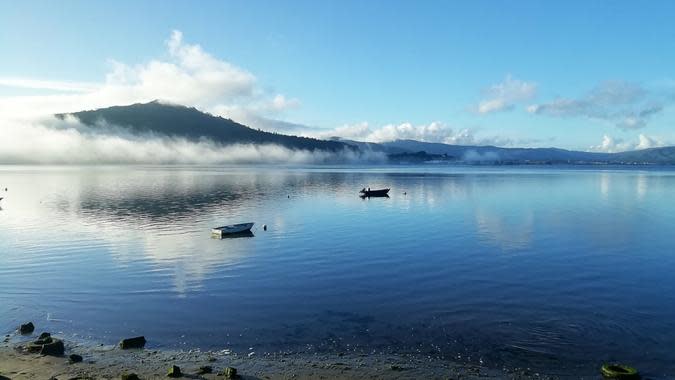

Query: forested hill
left=57, top=101, right=349, bottom=152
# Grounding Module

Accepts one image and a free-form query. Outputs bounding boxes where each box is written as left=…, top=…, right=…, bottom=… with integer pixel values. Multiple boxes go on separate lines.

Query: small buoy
left=263, top=224, right=267, bottom=231
left=601, top=363, right=639, bottom=379
left=403, top=192, right=407, bottom=195
left=287, top=195, right=290, bottom=198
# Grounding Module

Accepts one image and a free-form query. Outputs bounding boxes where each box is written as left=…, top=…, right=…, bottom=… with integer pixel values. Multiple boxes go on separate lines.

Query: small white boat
left=211, top=222, right=254, bottom=238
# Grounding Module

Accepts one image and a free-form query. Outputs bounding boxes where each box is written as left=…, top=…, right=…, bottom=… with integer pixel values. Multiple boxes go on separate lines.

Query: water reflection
left=360, top=194, right=390, bottom=199
left=636, top=173, right=648, bottom=200
left=2, top=166, right=675, bottom=377
left=475, top=209, right=534, bottom=251
left=107, top=229, right=251, bottom=295
left=600, top=172, right=611, bottom=199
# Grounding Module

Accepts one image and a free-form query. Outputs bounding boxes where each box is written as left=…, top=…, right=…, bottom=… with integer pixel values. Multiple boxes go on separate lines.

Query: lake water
left=1, top=165, right=674, bottom=377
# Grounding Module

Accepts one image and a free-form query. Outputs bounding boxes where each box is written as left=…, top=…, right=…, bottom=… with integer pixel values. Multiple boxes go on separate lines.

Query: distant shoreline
left=0, top=162, right=673, bottom=167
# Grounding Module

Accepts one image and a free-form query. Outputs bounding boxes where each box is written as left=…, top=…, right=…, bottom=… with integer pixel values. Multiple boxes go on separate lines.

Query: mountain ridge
left=57, top=101, right=350, bottom=152
left=57, top=102, right=675, bottom=165
left=375, top=139, right=675, bottom=164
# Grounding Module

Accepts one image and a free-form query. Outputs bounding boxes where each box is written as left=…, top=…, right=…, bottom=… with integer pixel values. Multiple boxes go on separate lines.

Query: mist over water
left=0, top=117, right=385, bottom=164
left=1, top=165, right=675, bottom=378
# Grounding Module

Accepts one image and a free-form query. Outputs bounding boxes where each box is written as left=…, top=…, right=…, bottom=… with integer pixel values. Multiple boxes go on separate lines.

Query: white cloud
left=162, top=30, right=256, bottom=98
left=475, top=75, right=537, bottom=114
left=365, top=122, right=457, bottom=143
left=477, top=98, right=509, bottom=114
left=636, top=134, right=665, bottom=150
left=590, top=135, right=629, bottom=153
left=299, top=121, right=478, bottom=145
left=270, top=94, right=301, bottom=112
left=257, top=119, right=522, bottom=147
left=0, top=78, right=99, bottom=92
left=0, top=30, right=282, bottom=121
left=589, top=133, right=665, bottom=153
left=529, top=81, right=666, bottom=130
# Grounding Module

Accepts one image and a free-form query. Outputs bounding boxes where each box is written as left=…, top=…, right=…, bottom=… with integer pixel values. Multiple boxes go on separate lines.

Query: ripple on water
left=1, top=166, right=675, bottom=378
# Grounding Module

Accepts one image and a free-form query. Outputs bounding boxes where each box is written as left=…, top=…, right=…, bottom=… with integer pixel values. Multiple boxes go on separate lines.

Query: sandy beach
left=0, top=332, right=566, bottom=380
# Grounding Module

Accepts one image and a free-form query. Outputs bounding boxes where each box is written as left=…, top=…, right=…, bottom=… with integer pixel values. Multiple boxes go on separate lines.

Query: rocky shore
left=0, top=323, right=579, bottom=379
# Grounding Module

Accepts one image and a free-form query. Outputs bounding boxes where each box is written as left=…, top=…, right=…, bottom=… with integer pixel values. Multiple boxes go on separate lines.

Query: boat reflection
left=359, top=188, right=390, bottom=198
left=212, top=230, right=255, bottom=239
left=360, top=194, right=390, bottom=199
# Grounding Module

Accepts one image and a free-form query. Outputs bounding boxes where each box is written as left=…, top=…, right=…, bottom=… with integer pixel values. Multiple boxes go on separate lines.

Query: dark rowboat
left=359, top=188, right=390, bottom=197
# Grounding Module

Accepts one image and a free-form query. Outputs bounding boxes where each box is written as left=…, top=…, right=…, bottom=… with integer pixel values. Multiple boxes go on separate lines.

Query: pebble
left=222, top=367, right=237, bottom=379
left=167, top=364, right=182, bottom=378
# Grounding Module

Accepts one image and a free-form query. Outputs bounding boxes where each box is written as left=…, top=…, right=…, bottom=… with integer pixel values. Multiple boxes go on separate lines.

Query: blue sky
left=1, top=0, right=674, bottom=151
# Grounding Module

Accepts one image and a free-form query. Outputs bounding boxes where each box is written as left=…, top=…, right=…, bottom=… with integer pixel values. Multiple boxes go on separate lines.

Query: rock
left=197, top=366, right=212, bottom=374
left=40, top=339, right=65, bottom=356
left=25, top=336, right=60, bottom=354
left=167, top=365, right=182, bottom=378
left=121, top=374, right=141, bottom=380
left=119, top=336, right=146, bottom=349
left=38, top=332, right=51, bottom=340
left=25, top=342, right=44, bottom=353
left=19, top=322, right=34, bottom=334
left=34, top=337, right=53, bottom=345
left=222, top=367, right=237, bottom=379
left=69, top=354, right=83, bottom=363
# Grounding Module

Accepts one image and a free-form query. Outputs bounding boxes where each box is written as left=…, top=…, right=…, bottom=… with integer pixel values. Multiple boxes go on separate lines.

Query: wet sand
left=0, top=335, right=566, bottom=380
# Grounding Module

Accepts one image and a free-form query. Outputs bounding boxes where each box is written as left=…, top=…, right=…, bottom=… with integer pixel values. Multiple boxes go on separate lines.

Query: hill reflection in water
left=1, top=165, right=674, bottom=377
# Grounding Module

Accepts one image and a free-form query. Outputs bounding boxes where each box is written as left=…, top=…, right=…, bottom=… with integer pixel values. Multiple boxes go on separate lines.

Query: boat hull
left=211, top=222, right=254, bottom=237
left=359, top=188, right=390, bottom=197
left=213, top=230, right=254, bottom=239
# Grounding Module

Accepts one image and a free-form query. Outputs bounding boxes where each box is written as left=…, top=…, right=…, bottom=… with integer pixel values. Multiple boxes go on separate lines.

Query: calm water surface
left=1, top=165, right=674, bottom=377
